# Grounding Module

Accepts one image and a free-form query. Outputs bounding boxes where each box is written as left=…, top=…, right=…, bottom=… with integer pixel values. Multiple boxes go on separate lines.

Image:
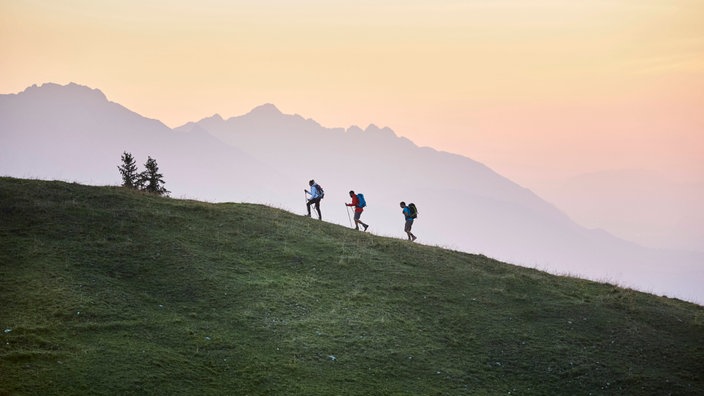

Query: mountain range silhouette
left=1, top=82, right=702, bottom=304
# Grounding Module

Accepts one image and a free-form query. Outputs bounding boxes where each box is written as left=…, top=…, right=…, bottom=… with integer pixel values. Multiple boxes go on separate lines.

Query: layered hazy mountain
left=0, top=83, right=288, bottom=203
left=1, top=82, right=702, bottom=304
left=536, top=169, right=704, bottom=253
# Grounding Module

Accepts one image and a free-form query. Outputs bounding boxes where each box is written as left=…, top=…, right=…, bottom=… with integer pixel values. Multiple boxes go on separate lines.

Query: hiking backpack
left=408, top=203, right=418, bottom=219
left=356, top=193, right=366, bottom=208
left=314, top=183, right=324, bottom=199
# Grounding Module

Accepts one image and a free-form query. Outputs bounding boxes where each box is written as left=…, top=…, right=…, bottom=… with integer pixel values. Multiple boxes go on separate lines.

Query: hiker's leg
left=405, top=220, right=415, bottom=240
left=306, top=200, right=312, bottom=216
left=357, top=212, right=368, bottom=230
left=314, top=199, right=321, bottom=219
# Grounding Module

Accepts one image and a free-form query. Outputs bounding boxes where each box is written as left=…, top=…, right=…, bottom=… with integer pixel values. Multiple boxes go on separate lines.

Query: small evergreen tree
left=117, top=151, right=141, bottom=189
left=140, top=156, right=170, bottom=196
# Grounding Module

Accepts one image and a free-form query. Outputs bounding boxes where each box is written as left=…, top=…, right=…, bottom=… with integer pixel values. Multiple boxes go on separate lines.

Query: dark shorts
left=404, top=219, right=414, bottom=232
left=354, top=211, right=362, bottom=220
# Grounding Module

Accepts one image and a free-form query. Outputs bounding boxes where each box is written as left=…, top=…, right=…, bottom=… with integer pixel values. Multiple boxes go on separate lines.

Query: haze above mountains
left=1, top=82, right=702, bottom=305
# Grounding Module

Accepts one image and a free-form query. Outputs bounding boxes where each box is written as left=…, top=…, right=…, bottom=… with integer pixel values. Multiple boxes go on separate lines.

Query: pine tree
left=140, top=156, right=170, bottom=196
left=117, top=151, right=141, bottom=189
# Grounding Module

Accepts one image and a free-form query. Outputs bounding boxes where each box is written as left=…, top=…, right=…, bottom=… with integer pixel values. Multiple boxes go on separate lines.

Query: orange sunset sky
left=2, top=1, right=703, bottom=247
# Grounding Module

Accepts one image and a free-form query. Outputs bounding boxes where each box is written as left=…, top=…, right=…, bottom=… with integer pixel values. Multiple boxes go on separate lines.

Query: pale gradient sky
left=2, top=0, right=703, bottom=187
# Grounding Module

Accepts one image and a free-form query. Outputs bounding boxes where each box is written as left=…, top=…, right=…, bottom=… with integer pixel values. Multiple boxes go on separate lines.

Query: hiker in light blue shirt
left=305, top=179, right=323, bottom=220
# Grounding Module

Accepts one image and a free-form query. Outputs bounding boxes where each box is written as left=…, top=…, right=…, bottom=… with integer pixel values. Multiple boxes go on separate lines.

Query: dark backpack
left=314, top=183, right=324, bottom=199
left=408, top=203, right=418, bottom=219
left=356, top=193, right=366, bottom=208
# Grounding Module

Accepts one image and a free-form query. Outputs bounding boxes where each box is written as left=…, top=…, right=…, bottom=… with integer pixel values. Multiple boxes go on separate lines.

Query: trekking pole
left=303, top=190, right=309, bottom=216
left=345, top=204, right=353, bottom=228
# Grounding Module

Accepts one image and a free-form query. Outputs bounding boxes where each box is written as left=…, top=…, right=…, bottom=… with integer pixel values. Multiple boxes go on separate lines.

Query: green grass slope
left=1, top=177, right=703, bottom=395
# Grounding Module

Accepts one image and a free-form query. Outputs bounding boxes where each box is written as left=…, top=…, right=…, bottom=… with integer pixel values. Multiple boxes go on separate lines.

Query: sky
left=2, top=0, right=703, bottom=248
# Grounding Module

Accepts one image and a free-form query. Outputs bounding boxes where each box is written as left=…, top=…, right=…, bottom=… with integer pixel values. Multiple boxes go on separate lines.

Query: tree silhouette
left=140, top=156, right=169, bottom=196
left=117, top=151, right=141, bottom=189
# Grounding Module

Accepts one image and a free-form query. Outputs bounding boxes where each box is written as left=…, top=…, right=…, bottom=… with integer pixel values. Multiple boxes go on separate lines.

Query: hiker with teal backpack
left=304, top=179, right=324, bottom=220
left=346, top=190, right=369, bottom=231
left=400, top=201, right=417, bottom=241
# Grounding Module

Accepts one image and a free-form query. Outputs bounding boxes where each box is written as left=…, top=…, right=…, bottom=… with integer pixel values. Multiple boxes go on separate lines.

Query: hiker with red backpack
left=304, top=179, right=324, bottom=220
left=346, top=190, right=369, bottom=231
left=400, top=201, right=417, bottom=242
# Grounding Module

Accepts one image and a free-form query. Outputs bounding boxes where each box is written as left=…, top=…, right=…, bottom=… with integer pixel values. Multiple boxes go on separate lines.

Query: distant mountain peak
left=364, top=124, right=397, bottom=138
left=204, top=113, right=224, bottom=122
left=249, top=103, right=282, bottom=116
left=347, top=126, right=364, bottom=134
left=20, top=82, right=108, bottom=102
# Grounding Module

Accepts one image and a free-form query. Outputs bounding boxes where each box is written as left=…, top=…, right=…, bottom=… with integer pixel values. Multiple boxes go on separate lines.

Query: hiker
left=400, top=201, right=417, bottom=241
left=304, top=179, right=323, bottom=220
left=346, top=190, right=369, bottom=231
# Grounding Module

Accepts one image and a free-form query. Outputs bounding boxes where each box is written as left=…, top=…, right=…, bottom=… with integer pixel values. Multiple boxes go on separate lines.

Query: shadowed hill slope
left=1, top=177, right=703, bottom=395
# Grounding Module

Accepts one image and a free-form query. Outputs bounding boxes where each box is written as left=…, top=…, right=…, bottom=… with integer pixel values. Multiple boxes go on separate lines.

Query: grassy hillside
left=1, top=177, right=703, bottom=395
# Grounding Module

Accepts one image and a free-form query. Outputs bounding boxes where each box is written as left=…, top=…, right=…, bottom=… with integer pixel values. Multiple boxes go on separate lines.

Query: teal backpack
left=357, top=193, right=366, bottom=208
